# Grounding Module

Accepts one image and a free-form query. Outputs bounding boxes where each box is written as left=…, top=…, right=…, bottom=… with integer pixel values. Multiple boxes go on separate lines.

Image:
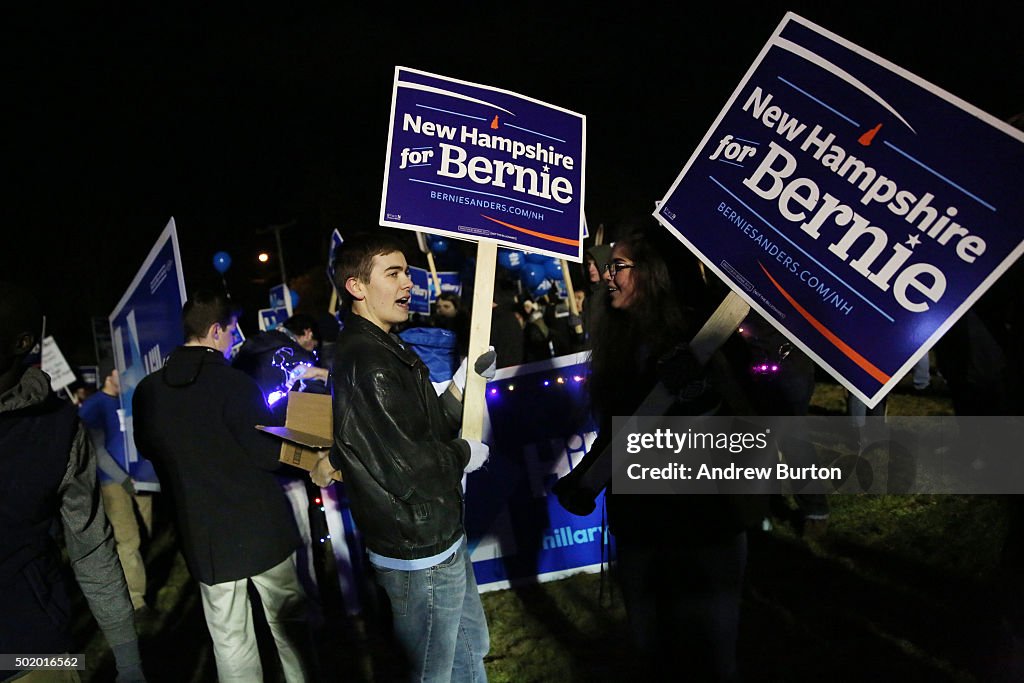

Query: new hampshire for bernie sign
left=380, top=67, right=586, bottom=262
left=655, top=13, right=1024, bottom=408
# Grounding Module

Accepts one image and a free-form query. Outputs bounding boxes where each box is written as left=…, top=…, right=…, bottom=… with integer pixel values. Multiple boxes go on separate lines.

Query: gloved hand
left=656, top=342, right=703, bottom=394
left=463, top=439, right=490, bottom=473
left=453, top=347, right=497, bottom=392
left=552, top=468, right=597, bottom=516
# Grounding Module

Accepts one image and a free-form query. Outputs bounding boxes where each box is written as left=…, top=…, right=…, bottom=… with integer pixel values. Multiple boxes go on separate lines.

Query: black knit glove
left=656, top=343, right=703, bottom=394
left=552, top=467, right=597, bottom=516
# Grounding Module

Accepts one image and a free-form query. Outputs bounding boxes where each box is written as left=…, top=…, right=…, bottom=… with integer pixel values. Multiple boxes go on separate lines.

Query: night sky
left=7, top=4, right=1022, bottom=364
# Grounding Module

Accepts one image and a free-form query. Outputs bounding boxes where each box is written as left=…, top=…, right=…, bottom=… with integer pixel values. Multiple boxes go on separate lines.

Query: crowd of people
left=2, top=216, right=1022, bottom=682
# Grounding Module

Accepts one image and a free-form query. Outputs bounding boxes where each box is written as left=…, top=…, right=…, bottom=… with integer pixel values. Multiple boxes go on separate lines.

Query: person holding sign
left=554, top=229, right=753, bottom=682
left=311, top=232, right=492, bottom=683
left=133, top=291, right=313, bottom=683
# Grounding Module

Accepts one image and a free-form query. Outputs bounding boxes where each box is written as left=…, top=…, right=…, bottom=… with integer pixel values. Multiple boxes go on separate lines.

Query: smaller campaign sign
left=381, top=67, right=587, bottom=262
left=109, top=218, right=187, bottom=491
left=258, top=307, right=290, bottom=332
left=41, top=337, right=77, bottom=392
left=78, top=365, right=99, bottom=389
left=230, top=323, right=245, bottom=360
left=326, top=229, right=344, bottom=293
left=269, top=283, right=294, bottom=317
left=654, top=13, right=1024, bottom=407
left=407, top=266, right=462, bottom=315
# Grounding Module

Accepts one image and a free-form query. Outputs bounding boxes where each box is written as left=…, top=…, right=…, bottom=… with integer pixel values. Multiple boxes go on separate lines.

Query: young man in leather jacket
left=311, top=232, right=491, bottom=683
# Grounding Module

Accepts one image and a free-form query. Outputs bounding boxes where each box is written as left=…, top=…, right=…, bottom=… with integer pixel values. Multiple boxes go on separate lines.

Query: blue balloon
left=429, top=236, right=449, bottom=254
left=213, top=251, right=232, bottom=274
left=520, top=264, right=546, bottom=290
left=524, top=252, right=549, bottom=264
left=531, top=279, right=553, bottom=299
left=497, top=249, right=524, bottom=273
left=545, top=258, right=564, bottom=281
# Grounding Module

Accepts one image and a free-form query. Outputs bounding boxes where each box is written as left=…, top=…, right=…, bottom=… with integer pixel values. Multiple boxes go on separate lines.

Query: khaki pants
left=199, top=554, right=311, bottom=683
left=99, top=483, right=152, bottom=610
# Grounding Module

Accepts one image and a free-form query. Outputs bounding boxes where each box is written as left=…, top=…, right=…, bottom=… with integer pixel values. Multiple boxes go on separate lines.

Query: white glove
left=464, top=439, right=490, bottom=473
left=453, top=346, right=497, bottom=393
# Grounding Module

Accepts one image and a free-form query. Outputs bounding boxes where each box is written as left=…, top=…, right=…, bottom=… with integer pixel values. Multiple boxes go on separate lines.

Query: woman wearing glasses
left=557, top=227, right=750, bottom=682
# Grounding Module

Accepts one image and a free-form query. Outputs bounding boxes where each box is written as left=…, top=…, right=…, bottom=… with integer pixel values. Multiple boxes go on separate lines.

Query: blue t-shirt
left=78, top=391, right=125, bottom=484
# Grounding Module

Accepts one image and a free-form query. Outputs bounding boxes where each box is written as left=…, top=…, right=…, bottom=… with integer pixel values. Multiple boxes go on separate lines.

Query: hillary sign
left=655, top=13, right=1024, bottom=408
left=467, top=353, right=611, bottom=590
left=408, top=265, right=462, bottom=315
left=381, top=67, right=587, bottom=262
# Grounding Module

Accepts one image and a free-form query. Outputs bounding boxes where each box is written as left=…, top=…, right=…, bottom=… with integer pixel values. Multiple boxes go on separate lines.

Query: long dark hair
left=588, top=229, right=697, bottom=418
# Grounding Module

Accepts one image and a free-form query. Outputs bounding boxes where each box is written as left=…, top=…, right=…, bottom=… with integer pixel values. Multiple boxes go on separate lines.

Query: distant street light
left=257, top=220, right=296, bottom=285
left=258, top=252, right=270, bottom=263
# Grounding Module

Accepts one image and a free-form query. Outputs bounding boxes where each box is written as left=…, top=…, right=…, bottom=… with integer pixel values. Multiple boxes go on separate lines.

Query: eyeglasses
left=603, top=262, right=635, bottom=277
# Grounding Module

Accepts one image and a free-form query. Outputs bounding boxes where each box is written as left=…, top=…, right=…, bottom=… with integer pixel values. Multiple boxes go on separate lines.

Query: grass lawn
left=75, top=378, right=1021, bottom=681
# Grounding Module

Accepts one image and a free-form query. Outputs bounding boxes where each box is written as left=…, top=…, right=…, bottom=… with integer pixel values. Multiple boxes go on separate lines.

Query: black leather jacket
left=330, top=314, right=471, bottom=560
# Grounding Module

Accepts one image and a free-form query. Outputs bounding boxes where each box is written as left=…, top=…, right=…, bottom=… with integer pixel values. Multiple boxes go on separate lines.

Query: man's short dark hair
left=282, top=313, right=320, bottom=341
left=182, top=290, right=236, bottom=341
left=333, top=233, right=407, bottom=311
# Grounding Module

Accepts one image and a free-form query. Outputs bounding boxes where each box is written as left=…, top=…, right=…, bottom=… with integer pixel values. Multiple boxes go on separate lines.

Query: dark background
left=6, top=4, right=1022, bottom=364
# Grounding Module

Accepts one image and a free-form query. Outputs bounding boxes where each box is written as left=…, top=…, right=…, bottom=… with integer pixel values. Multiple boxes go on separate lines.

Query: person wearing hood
left=232, top=314, right=329, bottom=418
left=0, top=281, right=145, bottom=682
left=132, top=290, right=313, bottom=682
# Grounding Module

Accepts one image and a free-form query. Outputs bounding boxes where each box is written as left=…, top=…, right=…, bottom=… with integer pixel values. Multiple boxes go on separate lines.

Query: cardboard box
left=257, top=391, right=342, bottom=482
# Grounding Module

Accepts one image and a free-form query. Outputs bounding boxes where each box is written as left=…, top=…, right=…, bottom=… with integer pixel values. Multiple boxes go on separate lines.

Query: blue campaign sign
left=467, top=353, right=613, bottom=590
left=407, top=265, right=462, bottom=315
left=258, top=307, right=291, bottom=332
left=108, top=218, right=187, bottom=491
left=327, top=229, right=344, bottom=292
left=381, top=66, right=587, bottom=262
left=268, top=283, right=293, bottom=314
left=654, top=13, right=1024, bottom=408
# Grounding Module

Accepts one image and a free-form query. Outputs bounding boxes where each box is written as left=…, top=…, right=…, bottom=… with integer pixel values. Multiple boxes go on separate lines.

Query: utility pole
left=258, top=219, right=297, bottom=285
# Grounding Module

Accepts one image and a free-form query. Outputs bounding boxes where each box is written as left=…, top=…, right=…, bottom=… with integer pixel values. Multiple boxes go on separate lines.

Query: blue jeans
left=374, top=541, right=489, bottom=683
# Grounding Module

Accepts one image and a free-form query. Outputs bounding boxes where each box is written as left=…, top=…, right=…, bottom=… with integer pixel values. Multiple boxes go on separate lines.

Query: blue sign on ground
left=468, top=353, right=612, bottom=590
left=654, top=13, right=1024, bottom=408
left=381, top=67, right=587, bottom=262
left=109, top=218, right=187, bottom=490
left=408, top=265, right=462, bottom=315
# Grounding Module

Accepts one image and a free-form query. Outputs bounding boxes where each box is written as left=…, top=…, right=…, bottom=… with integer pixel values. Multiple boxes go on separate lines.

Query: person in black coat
left=554, top=230, right=753, bottom=682
left=133, top=290, right=313, bottom=682
left=232, top=313, right=328, bottom=419
left=0, top=282, right=145, bottom=682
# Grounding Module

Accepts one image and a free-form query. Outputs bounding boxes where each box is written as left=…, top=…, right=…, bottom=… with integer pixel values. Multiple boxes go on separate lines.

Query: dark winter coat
left=0, top=368, right=136, bottom=665
left=133, top=346, right=300, bottom=584
left=232, top=329, right=325, bottom=408
left=329, top=314, right=471, bottom=560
